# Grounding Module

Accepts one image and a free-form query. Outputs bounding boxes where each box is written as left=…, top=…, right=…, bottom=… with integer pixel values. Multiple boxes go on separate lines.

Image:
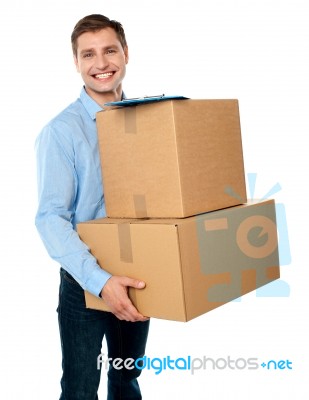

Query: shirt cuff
left=85, top=267, right=112, bottom=298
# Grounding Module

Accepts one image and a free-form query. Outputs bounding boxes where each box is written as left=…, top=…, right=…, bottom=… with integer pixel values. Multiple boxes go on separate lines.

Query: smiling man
left=73, top=27, right=128, bottom=106
left=35, top=14, right=150, bottom=400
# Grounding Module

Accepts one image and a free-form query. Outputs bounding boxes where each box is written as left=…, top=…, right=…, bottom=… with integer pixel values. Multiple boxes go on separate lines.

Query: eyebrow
left=79, top=45, right=119, bottom=55
left=79, top=48, right=95, bottom=55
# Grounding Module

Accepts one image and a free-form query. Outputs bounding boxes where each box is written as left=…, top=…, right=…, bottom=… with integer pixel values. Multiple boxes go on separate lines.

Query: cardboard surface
left=77, top=200, right=280, bottom=322
left=97, top=99, right=247, bottom=218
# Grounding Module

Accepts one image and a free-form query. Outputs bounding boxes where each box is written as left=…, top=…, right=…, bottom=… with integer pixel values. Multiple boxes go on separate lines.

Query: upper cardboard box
left=97, top=99, right=247, bottom=218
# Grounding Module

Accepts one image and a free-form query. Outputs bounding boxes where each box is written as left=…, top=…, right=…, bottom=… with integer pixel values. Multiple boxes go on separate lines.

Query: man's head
left=71, top=14, right=127, bottom=57
left=72, top=14, right=129, bottom=105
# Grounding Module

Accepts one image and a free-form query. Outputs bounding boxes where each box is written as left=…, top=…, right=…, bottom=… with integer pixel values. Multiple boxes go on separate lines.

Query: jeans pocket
left=58, top=268, right=108, bottom=321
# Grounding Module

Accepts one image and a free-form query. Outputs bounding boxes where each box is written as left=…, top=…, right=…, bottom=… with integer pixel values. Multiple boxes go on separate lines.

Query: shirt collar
left=80, top=86, right=126, bottom=120
left=80, top=87, right=103, bottom=121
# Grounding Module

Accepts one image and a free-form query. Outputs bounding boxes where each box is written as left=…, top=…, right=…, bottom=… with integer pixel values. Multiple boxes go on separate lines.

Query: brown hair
left=71, top=14, right=127, bottom=56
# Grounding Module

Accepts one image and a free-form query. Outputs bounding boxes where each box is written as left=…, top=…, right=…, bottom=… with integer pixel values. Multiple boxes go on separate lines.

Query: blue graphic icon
left=247, top=173, right=291, bottom=297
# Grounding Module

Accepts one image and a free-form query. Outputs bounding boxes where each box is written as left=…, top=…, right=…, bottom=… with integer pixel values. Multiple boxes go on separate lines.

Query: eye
left=106, top=49, right=116, bottom=55
left=82, top=52, right=93, bottom=58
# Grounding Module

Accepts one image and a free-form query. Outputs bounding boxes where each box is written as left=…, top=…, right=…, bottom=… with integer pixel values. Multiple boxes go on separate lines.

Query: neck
left=85, top=85, right=123, bottom=108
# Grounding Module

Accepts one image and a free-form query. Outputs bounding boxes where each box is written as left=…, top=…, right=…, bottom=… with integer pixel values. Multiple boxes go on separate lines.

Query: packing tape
left=124, top=107, right=137, bottom=134
left=118, top=223, right=133, bottom=263
left=133, top=194, right=148, bottom=218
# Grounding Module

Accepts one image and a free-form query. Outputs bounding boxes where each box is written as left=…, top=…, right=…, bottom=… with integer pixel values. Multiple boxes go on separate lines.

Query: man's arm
left=35, top=123, right=110, bottom=294
left=35, top=124, right=147, bottom=321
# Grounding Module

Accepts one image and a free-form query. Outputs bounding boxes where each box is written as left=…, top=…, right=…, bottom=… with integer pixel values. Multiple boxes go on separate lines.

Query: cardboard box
left=78, top=200, right=280, bottom=322
left=97, top=99, right=247, bottom=218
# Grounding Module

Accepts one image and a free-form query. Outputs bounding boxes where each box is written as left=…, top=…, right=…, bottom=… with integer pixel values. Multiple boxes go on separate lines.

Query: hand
left=101, top=276, right=149, bottom=322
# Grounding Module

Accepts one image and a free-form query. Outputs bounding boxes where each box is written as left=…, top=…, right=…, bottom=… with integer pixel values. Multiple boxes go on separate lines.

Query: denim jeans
left=57, top=268, right=150, bottom=400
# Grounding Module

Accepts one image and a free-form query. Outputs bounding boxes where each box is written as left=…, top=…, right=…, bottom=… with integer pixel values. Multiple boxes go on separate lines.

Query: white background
left=0, top=0, right=308, bottom=399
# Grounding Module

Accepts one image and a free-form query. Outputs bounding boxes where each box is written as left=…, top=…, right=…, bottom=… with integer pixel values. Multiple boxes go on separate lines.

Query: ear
left=74, top=55, right=80, bottom=73
left=124, top=46, right=129, bottom=64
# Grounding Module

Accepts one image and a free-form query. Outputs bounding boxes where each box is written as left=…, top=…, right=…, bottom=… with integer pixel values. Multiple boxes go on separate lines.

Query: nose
left=95, top=53, right=109, bottom=70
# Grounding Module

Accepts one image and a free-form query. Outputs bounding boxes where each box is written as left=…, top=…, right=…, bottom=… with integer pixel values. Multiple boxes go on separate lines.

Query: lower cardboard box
left=77, top=199, right=280, bottom=322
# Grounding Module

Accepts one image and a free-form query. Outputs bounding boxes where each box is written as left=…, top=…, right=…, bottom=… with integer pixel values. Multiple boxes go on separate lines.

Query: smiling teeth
left=95, top=73, right=113, bottom=78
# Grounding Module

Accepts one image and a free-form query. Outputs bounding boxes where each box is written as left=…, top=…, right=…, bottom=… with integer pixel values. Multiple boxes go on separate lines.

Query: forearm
left=35, top=211, right=111, bottom=295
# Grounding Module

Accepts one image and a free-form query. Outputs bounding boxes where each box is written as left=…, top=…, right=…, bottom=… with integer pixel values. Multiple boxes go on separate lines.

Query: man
left=35, top=14, right=150, bottom=399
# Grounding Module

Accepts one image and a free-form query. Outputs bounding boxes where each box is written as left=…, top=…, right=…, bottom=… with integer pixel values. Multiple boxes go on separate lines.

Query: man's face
left=74, top=27, right=129, bottom=104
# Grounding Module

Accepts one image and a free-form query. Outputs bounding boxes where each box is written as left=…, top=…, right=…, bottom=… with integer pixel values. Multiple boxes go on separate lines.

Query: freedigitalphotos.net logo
left=97, top=354, right=293, bottom=375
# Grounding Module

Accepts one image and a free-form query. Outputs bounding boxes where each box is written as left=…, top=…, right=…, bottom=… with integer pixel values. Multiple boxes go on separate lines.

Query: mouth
left=93, top=72, right=115, bottom=80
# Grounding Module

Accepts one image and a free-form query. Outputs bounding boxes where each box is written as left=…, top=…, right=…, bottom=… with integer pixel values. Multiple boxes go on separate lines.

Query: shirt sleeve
left=35, top=122, right=111, bottom=296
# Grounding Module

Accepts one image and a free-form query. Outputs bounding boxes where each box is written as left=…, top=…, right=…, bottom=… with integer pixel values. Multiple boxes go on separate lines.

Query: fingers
left=101, top=276, right=149, bottom=322
left=113, top=301, right=149, bottom=322
left=121, top=276, right=146, bottom=290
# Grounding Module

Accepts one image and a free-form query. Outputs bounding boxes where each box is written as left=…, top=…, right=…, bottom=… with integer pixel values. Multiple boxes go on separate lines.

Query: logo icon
left=196, top=173, right=291, bottom=302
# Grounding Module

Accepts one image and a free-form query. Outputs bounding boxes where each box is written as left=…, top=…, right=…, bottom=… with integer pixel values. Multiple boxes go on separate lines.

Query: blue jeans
left=57, top=268, right=150, bottom=400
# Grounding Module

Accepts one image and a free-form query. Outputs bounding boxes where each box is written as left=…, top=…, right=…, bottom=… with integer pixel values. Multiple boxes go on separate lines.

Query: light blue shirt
left=35, top=87, right=112, bottom=296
